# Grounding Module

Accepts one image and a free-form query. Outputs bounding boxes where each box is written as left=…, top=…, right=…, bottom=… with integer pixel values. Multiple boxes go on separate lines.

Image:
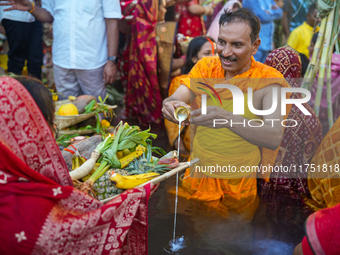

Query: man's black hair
left=182, top=36, right=215, bottom=74
left=311, top=32, right=319, bottom=45
left=298, top=53, right=309, bottom=77
left=308, top=4, right=317, bottom=15
left=219, top=7, right=261, bottom=44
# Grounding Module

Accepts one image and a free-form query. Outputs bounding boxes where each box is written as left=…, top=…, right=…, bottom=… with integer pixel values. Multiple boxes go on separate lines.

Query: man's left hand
left=189, top=106, right=232, bottom=129
left=103, top=61, right=117, bottom=85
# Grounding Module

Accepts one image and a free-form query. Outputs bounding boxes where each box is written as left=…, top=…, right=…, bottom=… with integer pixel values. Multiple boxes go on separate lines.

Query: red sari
left=176, top=0, right=204, bottom=37
left=302, top=203, right=340, bottom=254
left=125, top=0, right=163, bottom=125
left=0, top=77, right=153, bottom=254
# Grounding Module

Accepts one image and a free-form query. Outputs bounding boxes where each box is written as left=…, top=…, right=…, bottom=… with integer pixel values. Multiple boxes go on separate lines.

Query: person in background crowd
left=204, top=1, right=223, bottom=32
left=287, top=4, right=321, bottom=58
left=0, top=1, right=43, bottom=79
left=243, top=0, right=282, bottom=63
left=165, top=36, right=215, bottom=157
left=123, top=0, right=169, bottom=125
left=299, top=52, right=310, bottom=77
left=41, top=22, right=54, bottom=88
left=273, top=0, right=284, bottom=48
left=293, top=203, right=340, bottom=255
left=176, top=0, right=215, bottom=37
left=304, top=114, right=340, bottom=212
left=156, top=3, right=177, bottom=99
left=207, top=0, right=242, bottom=42
left=259, top=46, right=322, bottom=234
left=0, top=0, right=122, bottom=100
left=282, top=0, right=315, bottom=39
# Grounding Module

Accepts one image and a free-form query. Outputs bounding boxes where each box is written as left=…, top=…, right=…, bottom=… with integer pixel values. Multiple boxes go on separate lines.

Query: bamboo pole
left=101, top=158, right=200, bottom=204
left=136, top=158, right=200, bottom=187
left=301, top=18, right=327, bottom=90
left=334, top=0, right=340, bottom=54
left=326, top=1, right=340, bottom=128
left=314, top=8, right=335, bottom=116
left=326, top=54, right=334, bottom=127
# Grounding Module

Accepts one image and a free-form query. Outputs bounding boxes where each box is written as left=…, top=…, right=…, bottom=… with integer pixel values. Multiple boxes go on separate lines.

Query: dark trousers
left=2, top=19, right=43, bottom=79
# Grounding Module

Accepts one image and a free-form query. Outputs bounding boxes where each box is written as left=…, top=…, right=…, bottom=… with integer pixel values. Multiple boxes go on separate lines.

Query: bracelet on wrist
left=203, top=6, right=213, bottom=15
left=29, top=1, right=35, bottom=13
left=203, top=6, right=208, bottom=15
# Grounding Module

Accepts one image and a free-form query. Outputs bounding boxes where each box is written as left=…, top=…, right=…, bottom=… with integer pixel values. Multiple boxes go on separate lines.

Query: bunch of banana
left=72, top=154, right=87, bottom=170
left=109, top=172, right=160, bottom=189
left=71, top=152, right=100, bottom=182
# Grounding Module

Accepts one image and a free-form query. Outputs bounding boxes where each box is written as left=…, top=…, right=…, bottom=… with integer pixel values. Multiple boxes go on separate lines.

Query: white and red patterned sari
left=0, top=77, right=152, bottom=254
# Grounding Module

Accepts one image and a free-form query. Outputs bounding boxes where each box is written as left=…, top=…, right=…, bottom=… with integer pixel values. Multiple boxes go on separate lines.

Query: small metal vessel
left=174, top=106, right=191, bottom=122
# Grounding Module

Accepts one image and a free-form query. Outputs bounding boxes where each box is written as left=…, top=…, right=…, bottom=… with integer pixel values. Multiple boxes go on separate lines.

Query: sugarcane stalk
left=302, top=18, right=327, bottom=90
left=325, top=1, right=340, bottom=128
left=314, top=8, right=335, bottom=116
left=326, top=54, right=333, bottom=127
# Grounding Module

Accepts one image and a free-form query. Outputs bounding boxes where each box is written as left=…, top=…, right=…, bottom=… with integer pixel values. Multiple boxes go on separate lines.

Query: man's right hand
left=162, top=100, right=191, bottom=125
left=0, top=0, right=33, bottom=12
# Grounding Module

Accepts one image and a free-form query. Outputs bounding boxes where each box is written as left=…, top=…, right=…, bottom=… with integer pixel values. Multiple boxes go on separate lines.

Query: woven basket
left=100, top=158, right=199, bottom=203
left=179, top=42, right=189, bottom=55
left=54, top=99, right=71, bottom=107
left=55, top=103, right=117, bottom=130
left=58, top=129, right=95, bottom=136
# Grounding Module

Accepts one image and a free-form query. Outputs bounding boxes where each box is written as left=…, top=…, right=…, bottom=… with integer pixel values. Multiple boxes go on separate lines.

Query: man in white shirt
left=0, top=0, right=122, bottom=99
left=0, top=7, right=43, bottom=79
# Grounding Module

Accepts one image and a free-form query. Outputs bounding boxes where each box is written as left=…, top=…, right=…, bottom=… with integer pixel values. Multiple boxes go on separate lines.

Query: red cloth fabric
left=125, top=0, right=163, bottom=125
left=302, top=236, right=315, bottom=255
left=176, top=0, right=204, bottom=37
left=259, top=46, right=323, bottom=221
left=265, top=45, right=302, bottom=88
left=0, top=77, right=153, bottom=254
left=305, top=203, right=340, bottom=254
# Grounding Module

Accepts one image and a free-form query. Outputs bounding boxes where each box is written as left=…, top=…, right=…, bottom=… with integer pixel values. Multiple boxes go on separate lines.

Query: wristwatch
left=108, top=56, right=118, bottom=64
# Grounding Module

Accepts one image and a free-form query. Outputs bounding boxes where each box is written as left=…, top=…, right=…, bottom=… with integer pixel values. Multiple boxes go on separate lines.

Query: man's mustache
left=219, top=54, right=238, bottom=62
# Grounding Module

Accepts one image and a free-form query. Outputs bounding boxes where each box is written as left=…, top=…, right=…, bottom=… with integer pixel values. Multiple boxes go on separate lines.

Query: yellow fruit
left=68, top=96, right=77, bottom=101
left=122, top=149, right=131, bottom=157
left=52, top=94, right=58, bottom=101
left=57, top=103, right=79, bottom=116
left=110, top=172, right=160, bottom=189
left=116, top=151, right=124, bottom=159
left=119, top=145, right=145, bottom=168
left=101, top=119, right=110, bottom=128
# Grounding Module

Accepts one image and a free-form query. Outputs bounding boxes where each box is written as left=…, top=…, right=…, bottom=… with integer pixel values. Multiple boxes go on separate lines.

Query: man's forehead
left=220, top=21, right=251, bottom=31
left=219, top=21, right=252, bottom=39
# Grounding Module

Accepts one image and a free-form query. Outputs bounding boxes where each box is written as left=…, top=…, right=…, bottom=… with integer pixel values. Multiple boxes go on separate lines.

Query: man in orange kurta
left=162, top=8, right=291, bottom=221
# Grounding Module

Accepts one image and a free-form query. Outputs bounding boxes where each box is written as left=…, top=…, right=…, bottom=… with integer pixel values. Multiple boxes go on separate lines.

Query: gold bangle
left=203, top=6, right=213, bottom=15
left=207, top=6, right=213, bottom=15
left=203, top=6, right=209, bottom=15
left=29, top=1, right=35, bottom=13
